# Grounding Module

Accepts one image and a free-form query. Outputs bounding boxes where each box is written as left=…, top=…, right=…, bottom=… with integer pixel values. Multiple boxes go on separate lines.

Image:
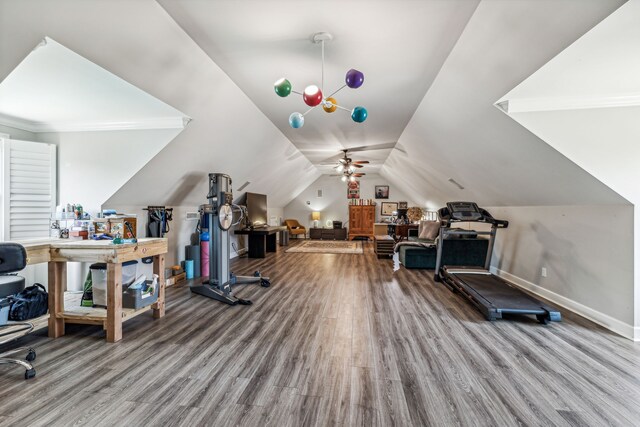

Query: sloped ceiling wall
left=0, top=0, right=320, bottom=209
left=381, top=0, right=628, bottom=209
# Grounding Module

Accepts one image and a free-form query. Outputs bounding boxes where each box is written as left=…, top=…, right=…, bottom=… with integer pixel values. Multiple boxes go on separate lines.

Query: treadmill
left=435, top=202, right=561, bottom=324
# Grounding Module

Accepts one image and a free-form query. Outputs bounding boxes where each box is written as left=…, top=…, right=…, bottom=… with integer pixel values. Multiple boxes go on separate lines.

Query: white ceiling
left=157, top=0, right=480, bottom=173
left=0, top=37, right=188, bottom=132
left=499, top=0, right=640, bottom=205
left=0, top=0, right=630, bottom=211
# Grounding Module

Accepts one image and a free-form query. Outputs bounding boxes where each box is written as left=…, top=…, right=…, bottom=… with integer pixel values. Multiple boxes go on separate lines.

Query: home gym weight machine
left=190, top=173, right=270, bottom=305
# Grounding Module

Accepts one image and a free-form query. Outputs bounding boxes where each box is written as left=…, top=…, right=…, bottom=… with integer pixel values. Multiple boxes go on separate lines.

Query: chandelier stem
left=321, top=40, right=325, bottom=94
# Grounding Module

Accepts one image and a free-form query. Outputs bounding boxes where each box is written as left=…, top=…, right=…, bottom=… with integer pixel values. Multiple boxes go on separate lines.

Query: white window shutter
left=0, top=138, right=57, bottom=241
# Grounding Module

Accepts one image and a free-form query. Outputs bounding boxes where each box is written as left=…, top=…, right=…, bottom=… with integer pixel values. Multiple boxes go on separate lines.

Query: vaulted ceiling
left=0, top=0, right=630, bottom=209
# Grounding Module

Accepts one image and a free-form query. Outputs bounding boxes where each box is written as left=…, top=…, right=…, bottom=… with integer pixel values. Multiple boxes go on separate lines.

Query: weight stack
left=185, top=245, right=201, bottom=278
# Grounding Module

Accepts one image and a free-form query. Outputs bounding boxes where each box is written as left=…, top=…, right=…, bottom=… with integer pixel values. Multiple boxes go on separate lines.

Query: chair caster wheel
left=26, top=350, right=36, bottom=362
left=25, top=368, right=36, bottom=380
left=254, top=270, right=261, bottom=277
left=261, top=278, right=270, bottom=287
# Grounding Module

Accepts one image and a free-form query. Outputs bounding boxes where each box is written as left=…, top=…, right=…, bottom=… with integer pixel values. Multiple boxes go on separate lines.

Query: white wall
left=488, top=204, right=635, bottom=337
left=36, top=128, right=182, bottom=215
left=284, top=173, right=419, bottom=230
left=0, top=124, right=37, bottom=141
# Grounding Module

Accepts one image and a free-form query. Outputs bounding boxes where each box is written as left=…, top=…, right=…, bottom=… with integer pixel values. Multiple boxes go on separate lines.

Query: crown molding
left=0, top=112, right=190, bottom=133
left=496, top=93, right=640, bottom=114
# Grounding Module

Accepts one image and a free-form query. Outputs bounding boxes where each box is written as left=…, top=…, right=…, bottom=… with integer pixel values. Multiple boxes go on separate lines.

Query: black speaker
left=333, top=221, right=342, bottom=229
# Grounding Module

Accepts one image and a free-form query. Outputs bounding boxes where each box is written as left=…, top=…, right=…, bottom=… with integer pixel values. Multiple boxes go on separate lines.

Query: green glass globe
left=274, top=78, right=292, bottom=97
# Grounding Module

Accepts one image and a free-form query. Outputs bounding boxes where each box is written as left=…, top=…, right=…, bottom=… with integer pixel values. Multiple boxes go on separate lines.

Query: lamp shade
left=312, top=211, right=321, bottom=221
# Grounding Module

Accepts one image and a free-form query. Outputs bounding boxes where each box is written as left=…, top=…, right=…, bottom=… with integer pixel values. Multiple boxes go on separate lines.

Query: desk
left=234, top=226, right=286, bottom=258
left=388, top=224, right=419, bottom=242
left=20, top=238, right=167, bottom=343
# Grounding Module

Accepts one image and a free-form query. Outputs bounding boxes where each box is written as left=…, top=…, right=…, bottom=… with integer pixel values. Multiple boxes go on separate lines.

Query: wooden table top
left=15, top=238, right=168, bottom=264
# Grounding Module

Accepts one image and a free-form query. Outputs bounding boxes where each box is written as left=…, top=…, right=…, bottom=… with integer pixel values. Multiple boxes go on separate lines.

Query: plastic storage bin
left=123, top=279, right=159, bottom=310
left=90, top=260, right=138, bottom=307
left=0, top=299, right=10, bottom=325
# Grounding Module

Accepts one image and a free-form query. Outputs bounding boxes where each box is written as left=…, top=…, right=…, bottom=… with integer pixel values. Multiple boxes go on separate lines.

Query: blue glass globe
left=351, top=106, right=368, bottom=123
left=289, top=112, right=304, bottom=128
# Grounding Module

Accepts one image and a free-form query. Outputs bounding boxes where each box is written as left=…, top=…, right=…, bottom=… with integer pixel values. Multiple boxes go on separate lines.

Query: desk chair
left=0, top=243, right=37, bottom=379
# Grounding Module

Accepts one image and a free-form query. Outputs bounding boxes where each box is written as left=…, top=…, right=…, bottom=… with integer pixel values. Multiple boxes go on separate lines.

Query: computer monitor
left=244, top=192, right=268, bottom=228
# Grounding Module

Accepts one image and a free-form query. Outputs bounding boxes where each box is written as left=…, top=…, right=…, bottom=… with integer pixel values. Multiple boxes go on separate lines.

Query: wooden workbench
left=19, top=238, right=167, bottom=343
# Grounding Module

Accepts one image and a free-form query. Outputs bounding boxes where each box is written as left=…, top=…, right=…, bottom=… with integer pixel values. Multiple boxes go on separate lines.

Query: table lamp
left=312, top=211, right=320, bottom=228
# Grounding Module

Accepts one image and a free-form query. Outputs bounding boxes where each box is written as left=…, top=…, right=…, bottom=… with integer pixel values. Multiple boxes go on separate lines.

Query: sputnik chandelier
left=274, top=32, right=367, bottom=129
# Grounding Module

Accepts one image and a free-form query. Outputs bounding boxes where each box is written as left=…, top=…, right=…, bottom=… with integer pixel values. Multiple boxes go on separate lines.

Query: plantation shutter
left=0, top=138, right=57, bottom=241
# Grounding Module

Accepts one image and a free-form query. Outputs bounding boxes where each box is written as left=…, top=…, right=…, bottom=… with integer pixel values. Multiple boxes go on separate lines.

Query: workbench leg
left=47, top=261, right=66, bottom=338
left=152, top=254, right=165, bottom=319
left=106, top=263, right=123, bottom=343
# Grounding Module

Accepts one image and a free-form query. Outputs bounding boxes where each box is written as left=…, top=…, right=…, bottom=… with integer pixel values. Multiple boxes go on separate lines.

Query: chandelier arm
left=291, top=89, right=303, bottom=95
left=327, top=84, right=347, bottom=99
left=302, top=106, right=318, bottom=116
left=335, top=105, right=352, bottom=112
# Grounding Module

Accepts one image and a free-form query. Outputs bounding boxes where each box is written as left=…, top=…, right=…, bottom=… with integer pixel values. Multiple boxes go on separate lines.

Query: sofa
left=398, top=221, right=489, bottom=269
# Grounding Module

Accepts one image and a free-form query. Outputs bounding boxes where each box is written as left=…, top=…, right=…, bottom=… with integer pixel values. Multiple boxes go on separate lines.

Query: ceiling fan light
left=341, top=175, right=347, bottom=182
left=349, top=175, right=356, bottom=182
left=274, top=78, right=292, bottom=97
left=336, top=164, right=344, bottom=172
left=348, top=165, right=356, bottom=173
left=303, top=85, right=323, bottom=106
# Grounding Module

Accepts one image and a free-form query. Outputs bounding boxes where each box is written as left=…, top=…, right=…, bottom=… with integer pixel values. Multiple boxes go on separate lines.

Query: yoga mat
left=185, top=260, right=194, bottom=280
left=185, top=245, right=201, bottom=277
left=200, top=241, right=209, bottom=278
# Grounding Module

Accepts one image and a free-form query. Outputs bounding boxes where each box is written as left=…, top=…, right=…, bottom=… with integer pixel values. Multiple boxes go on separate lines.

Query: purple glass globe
left=345, top=69, right=364, bottom=89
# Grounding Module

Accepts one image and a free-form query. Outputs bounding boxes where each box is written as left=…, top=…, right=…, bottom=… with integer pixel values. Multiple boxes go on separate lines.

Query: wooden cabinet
left=310, top=228, right=348, bottom=240
left=349, top=205, right=375, bottom=240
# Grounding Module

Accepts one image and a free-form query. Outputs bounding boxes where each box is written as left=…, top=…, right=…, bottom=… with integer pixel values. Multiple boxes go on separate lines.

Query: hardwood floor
left=1, top=241, right=640, bottom=426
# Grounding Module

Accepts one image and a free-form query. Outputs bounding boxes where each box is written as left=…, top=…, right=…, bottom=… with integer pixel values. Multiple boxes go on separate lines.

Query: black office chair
left=0, top=243, right=37, bottom=379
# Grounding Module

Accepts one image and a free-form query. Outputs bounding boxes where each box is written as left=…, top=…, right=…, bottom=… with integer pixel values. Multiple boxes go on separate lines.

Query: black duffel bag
left=9, top=283, right=48, bottom=321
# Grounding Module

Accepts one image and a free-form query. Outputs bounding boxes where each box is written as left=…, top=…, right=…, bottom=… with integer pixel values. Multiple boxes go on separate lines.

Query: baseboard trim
left=490, top=268, right=639, bottom=341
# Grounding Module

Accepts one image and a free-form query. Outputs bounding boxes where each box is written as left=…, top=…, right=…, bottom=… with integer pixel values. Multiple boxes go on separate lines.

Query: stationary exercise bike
left=190, top=173, right=270, bottom=305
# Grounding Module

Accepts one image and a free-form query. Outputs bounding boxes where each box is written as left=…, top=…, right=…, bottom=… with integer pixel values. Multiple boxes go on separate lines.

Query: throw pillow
left=419, top=221, right=440, bottom=240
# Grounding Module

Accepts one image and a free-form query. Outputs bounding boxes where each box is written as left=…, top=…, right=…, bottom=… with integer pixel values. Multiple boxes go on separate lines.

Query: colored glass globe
left=289, top=112, right=304, bottom=129
left=274, top=78, right=292, bottom=97
left=323, top=97, right=337, bottom=113
left=303, top=85, right=323, bottom=106
left=351, top=106, right=368, bottom=123
left=345, top=69, right=364, bottom=89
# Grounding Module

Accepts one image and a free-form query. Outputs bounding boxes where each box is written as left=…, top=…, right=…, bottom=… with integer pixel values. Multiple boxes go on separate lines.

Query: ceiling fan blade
left=352, top=164, right=363, bottom=168
left=353, top=173, right=366, bottom=177
left=344, top=142, right=397, bottom=153
left=353, top=161, right=369, bottom=164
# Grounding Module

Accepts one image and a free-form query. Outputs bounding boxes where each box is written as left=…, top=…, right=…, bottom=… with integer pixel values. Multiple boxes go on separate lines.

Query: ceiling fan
left=331, top=170, right=366, bottom=182
left=334, top=149, right=369, bottom=173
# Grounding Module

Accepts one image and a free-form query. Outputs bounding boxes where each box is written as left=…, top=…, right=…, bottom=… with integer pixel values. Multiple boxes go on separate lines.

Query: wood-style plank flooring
left=1, top=241, right=640, bottom=426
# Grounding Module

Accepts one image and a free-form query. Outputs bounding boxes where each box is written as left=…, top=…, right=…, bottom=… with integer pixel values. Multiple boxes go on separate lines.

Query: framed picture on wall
left=398, top=201, right=408, bottom=209
left=381, top=202, right=398, bottom=216
left=375, top=185, right=389, bottom=199
left=347, top=179, right=360, bottom=199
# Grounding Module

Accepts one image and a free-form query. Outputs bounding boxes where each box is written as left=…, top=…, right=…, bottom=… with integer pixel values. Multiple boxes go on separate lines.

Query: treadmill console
left=446, top=201, right=483, bottom=221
